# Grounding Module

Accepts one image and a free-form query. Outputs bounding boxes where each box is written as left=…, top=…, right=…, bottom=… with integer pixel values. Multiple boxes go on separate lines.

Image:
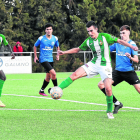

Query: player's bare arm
left=117, top=39, right=138, bottom=51
left=33, top=46, right=39, bottom=63
left=7, top=44, right=15, bottom=59
left=58, top=47, right=81, bottom=55
left=125, top=53, right=139, bottom=63
left=56, top=46, right=60, bottom=61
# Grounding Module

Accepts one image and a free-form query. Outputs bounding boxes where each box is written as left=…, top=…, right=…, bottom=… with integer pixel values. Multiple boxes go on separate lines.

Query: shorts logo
left=105, top=68, right=111, bottom=72
left=85, top=64, right=89, bottom=67
left=136, top=80, right=139, bottom=82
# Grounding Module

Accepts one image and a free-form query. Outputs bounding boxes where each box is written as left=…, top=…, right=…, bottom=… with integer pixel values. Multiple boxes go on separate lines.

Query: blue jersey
left=110, top=40, right=138, bottom=71
left=34, top=35, right=59, bottom=63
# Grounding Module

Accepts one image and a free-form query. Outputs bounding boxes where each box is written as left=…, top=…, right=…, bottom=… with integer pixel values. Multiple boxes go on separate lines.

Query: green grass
left=0, top=72, right=140, bottom=140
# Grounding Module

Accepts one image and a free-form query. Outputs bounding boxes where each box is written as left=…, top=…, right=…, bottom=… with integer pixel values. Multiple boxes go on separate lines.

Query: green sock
left=106, top=95, right=113, bottom=113
left=58, top=77, right=73, bottom=90
left=0, top=79, right=4, bottom=97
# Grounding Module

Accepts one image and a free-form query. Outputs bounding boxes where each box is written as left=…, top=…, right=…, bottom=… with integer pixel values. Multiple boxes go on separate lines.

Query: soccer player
left=98, top=25, right=140, bottom=114
left=0, top=34, right=15, bottom=107
left=56, top=21, right=138, bottom=119
left=34, top=23, right=60, bottom=96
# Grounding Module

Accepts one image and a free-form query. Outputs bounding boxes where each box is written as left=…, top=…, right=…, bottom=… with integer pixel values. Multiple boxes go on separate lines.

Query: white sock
left=114, top=101, right=120, bottom=105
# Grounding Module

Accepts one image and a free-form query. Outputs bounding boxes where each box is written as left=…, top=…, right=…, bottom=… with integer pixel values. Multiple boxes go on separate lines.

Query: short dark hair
left=44, top=23, right=53, bottom=29
left=120, top=25, right=130, bottom=31
left=86, top=21, right=97, bottom=28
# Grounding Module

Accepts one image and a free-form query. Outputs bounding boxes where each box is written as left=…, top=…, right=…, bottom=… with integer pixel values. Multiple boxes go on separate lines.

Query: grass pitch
left=0, top=72, right=140, bottom=140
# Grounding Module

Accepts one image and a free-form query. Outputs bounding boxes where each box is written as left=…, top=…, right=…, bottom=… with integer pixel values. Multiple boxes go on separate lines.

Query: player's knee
left=0, top=70, right=6, bottom=81
left=137, top=88, right=140, bottom=94
left=105, top=87, right=112, bottom=95
left=98, top=81, right=104, bottom=89
left=51, top=72, right=56, bottom=78
left=98, top=82, right=102, bottom=89
left=52, top=73, right=56, bottom=78
left=49, top=69, right=56, bottom=77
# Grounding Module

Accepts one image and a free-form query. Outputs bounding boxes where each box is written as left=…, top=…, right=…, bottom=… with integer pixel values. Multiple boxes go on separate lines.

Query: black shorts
left=41, top=62, right=54, bottom=73
left=112, top=70, right=140, bottom=86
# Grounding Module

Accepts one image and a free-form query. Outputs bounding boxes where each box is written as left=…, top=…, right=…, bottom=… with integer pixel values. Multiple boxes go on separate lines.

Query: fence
left=0, top=51, right=140, bottom=74
left=0, top=51, right=93, bottom=74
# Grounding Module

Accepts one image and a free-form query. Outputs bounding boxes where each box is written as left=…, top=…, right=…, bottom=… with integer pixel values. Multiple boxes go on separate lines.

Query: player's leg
left=39, top=73, right=50, bottom=96
left=103, top=78, right=114, bottom=119
left=99, top=66, right=114, bottom=118
left=103, top=78, right=113, bottom=110
left=50, top=62, right=58, bottom=87
left=98, top=80, right=118, bottom=102
left=98, top=79, right=123, bottom=114
left=39, top=62, right=54, bottom=96
left=47, top=62, right=59, bottom=93
left=126, top=71, right=140, bottom=94
left=0, top=70, right=6, bottom=107
left=134, top=84, right=140, bottom=93
left=107, top=70, right=124, bottom=113
left=58, top=66, right=87, bottom=89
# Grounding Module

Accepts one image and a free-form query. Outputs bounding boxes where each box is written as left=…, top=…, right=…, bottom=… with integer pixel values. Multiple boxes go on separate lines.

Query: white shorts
left=81, top=61, right=112, bottom=81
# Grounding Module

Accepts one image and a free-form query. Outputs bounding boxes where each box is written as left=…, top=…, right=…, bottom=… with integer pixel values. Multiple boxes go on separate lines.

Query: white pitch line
left=3, top=94, right=140, bottom=110
left=6, top=77, right=101, bottom=81
left=0, top=109, right=106, bottom=111
left=0, top=108, right=139, bottom=112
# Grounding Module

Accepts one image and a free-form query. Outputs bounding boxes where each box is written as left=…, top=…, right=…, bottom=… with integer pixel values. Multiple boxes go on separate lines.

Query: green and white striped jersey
left=79, top=33, right=118, bottom=66
left=0, top=34, right=8, bottom=49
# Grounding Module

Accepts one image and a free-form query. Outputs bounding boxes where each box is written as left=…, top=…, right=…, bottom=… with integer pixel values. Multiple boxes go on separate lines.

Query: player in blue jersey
left=98, top=25, right=140, bottom=114
left=34, top=23, right=60, bottom=96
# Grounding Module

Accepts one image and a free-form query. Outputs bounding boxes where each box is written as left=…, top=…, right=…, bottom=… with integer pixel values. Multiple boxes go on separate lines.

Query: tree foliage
left=1, top=0, right=140, bottom=72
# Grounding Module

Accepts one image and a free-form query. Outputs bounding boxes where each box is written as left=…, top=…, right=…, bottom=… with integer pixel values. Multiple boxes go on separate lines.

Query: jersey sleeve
left=110, top=43, right=116, bottom=52
left=79, top=38, right=89, bottom=51
left=34, top=36, right=42, bottom=47
left=102, top=33, right=118, bottom=45
left=130, top=41, right=138, bottom=56
left=0, top=34, right=8, bottom=46
left=54, top=36, right=59, bottom=47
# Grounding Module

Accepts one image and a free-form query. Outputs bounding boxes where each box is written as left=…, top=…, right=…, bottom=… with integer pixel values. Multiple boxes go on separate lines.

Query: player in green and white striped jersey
left=57, top=21, right=138, bottom=119
left=0, top=34, right=15, bottom=107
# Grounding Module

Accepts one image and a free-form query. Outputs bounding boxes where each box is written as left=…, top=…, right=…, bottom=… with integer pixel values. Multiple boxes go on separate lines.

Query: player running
left=50, top=21, right=138, bottom=119
left=0, top=34, right=15, bottom=107
left=34, top=23, right=60, bottom=96
left=98, top=25, right=140, bottom=114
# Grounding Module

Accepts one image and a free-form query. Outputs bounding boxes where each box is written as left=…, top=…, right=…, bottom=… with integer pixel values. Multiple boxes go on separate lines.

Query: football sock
left=52, top=79, right=58, bottom=86
left=41, top=79, right=49, bottom=90
left=101, top=88, right=106, bottom=96
left=0, top=79, right=4, bottom=97
left=106, top=95, right=113, bottom=113
left=101, top=88, right=118, bottom=103
left=58, top=77, right=73, bottom=90
left=113, top=95, right=118, bottom=103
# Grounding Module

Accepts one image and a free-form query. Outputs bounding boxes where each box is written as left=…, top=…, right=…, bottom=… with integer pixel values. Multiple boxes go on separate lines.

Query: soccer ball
left=50, top=86, right=63, bottom=99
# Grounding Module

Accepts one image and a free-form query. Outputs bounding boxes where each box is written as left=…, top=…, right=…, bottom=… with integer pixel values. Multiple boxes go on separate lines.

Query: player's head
left=120, top=25, right=130, bottom=41
left=44, top=23, right=53, bottom=36
left=86, top=21, right=98, bottom=39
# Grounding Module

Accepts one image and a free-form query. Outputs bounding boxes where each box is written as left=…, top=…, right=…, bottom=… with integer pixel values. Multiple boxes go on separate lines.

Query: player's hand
left=56, top=55, right=59, bottom=61
left=57, top=50, right=64, bottom=55
left=11, top=53, right=15, bottom=59
left=132, top=46, right=138, bottom=51
left=125, top=53, right=131, bottom=59
left=34, top=57, right=39, bottom=63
